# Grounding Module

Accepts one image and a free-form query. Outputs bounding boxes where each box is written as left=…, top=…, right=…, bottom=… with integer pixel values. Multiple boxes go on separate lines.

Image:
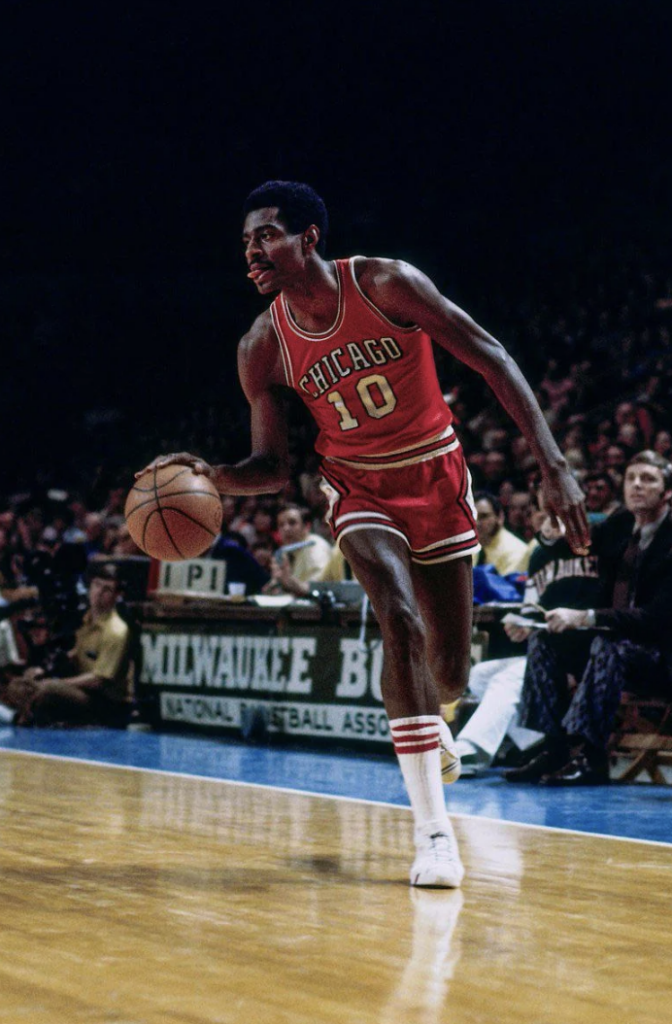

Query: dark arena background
left=1, top=3, right=671, bottom=1023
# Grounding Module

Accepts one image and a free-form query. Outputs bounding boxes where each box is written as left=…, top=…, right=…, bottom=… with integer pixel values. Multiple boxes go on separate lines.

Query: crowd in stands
left=1, top=246, right=671, bottom=755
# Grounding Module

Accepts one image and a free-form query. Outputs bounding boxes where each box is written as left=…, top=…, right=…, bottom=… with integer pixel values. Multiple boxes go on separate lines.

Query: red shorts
left=321, top=443, right=480, bottom=564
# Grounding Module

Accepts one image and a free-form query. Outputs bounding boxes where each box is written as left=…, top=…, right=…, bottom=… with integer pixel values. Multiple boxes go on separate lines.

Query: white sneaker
left=438, top=720, right=461, bottom=783
left=411, top=827, right=465, bottom=889
left=0, top=702, right=15, bottom=725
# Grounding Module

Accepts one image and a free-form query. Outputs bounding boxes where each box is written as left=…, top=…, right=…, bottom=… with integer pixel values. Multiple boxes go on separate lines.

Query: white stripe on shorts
left=334, top=510, right=394, bottom=528
left=413, top=529, right=477, bottom=553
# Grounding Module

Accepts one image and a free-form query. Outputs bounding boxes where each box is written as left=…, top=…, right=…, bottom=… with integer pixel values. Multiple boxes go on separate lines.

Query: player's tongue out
left=247, top=261, right=273, bottom=281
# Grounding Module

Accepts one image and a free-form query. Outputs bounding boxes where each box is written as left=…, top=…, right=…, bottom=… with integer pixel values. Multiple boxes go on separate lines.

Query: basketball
left=125, top=465, right=223, bottom=561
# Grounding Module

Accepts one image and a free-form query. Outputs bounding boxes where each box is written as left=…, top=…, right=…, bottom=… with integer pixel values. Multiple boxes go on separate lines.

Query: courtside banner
left=137, top=622, right=389, bottom=748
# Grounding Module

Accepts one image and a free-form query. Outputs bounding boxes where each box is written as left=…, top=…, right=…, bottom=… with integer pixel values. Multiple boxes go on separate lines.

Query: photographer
left=7, top=564, right=134, bottom=728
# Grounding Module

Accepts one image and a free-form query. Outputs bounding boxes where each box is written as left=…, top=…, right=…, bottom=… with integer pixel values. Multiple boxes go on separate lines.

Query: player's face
left=243, top=207, right=305, bottom=295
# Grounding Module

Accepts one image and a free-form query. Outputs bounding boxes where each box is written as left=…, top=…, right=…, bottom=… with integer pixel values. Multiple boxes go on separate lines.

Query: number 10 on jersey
left=327, top=373, right=398, bottom=431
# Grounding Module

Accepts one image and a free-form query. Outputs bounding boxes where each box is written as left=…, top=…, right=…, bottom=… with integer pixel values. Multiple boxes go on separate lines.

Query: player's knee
left=429, top=645, right=470, bottom=697
left=380, top=599, right=426, bottom=657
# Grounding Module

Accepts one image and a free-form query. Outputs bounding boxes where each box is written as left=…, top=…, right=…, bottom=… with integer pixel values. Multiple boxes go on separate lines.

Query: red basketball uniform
left=270, top=257, right=479, bottom=563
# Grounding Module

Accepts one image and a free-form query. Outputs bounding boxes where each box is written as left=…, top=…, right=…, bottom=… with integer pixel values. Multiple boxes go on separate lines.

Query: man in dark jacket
left=507, top=450, right=672, bottom=785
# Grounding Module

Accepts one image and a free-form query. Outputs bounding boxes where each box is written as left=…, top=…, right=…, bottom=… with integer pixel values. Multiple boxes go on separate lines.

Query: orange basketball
left=125, top=465, right=223, bottom=561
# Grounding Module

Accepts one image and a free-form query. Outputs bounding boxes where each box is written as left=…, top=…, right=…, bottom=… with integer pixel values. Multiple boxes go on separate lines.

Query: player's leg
left=411, top=555, right=473, bottom=782
left=340, top=529, right=464, bottom=887
left=411, top=555, right=474, bottom=705
left=340, top=529, right=434, bottom=716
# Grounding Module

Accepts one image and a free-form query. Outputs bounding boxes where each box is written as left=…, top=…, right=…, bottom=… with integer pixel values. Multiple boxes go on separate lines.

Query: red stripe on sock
left=390, top=720, right=437, bottom=734
left=394, top=739, right=440, bottom=755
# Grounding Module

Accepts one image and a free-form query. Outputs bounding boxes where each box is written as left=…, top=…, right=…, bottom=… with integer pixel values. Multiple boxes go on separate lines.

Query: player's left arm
left=360, top=258, right=590, bottom=555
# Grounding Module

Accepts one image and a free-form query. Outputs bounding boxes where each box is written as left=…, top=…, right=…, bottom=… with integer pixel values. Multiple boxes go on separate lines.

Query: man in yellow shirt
left=473, top=492, right=531, bottom=575
left=263, top=504, right=333, bottom=597
left=14, top=565, right=133, bottom=727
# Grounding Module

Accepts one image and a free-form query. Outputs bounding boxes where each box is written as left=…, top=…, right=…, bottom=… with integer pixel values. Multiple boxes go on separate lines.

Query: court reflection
left=380, top=889, right=464, bottom=1024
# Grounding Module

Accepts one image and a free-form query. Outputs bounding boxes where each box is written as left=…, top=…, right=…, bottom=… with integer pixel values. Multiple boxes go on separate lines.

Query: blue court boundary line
left=3, top=747, right=671, bottom=850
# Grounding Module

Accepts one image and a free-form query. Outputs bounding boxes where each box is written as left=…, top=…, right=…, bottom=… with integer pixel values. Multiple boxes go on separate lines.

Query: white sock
left=389, top=715, right=451, bottom=839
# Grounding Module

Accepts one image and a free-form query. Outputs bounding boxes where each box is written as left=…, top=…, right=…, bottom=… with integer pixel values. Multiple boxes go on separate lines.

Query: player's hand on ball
left=135, top=452, right=213, bottom=479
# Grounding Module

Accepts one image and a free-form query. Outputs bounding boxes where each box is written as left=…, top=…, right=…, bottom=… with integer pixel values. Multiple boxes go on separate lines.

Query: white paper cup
left=228, top=582, right=247, bottom=597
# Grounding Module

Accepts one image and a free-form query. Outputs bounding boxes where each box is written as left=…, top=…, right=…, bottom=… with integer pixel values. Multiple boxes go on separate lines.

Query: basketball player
left=145, top=181, right=589, bottom=888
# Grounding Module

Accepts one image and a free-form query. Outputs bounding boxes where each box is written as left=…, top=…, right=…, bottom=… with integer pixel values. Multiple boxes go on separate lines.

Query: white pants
left=457, top=657, right=543, bottom=761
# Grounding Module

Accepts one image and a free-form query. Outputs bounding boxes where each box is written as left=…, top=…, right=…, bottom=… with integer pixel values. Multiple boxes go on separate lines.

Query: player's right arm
left=139, top=313, right=292, bottom=495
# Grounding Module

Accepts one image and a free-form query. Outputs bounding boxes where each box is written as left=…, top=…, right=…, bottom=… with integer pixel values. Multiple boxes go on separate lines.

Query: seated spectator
left=505, top=450, right=672, bottom=785
left=584, top=471, right=621, bottom=524
left=250, top=505, right=276, bottom=548
left=616, top=422, right=645, bottom=457
left=601, top=443, right=628, bottom=488
left=98, top=484, right=127, bottom=520
left=0, top=524, right=17, bottom=593
left=316, top=545, right=356, bottom=583
left=83, top=512, right=106, bottom=557
left=480, top=451, right=510, bottom=492
left=208, top=527, right=270, bottom=595
left=653, top=430, right=672, bottom=460
left=106, top=523, right=141, bottom=557
left=229, top=496, right=259, bottom=547
left=5, top=564, right=135, bottom=728
left=250, top=540, right=275, bottom=574
left=263, top=504, right=333, bottom=597
left=0, top=616, right=22, bottom=723
left=100, top=516, right=124, bottom=556
left=473, top=492, right=531, bottom=575
left=454, top=502, right=600, bottom=775
left=506, top=491, right=534, bottom=542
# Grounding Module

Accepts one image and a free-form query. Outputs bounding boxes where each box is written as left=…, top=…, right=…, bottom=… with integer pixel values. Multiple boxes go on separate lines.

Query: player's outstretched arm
left=137, top=315, right=291, bottom=496
left=359, top=258, right=590, bottom=555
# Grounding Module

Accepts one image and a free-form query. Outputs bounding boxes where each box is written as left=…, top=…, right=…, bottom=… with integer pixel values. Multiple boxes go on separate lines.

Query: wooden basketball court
left=1, top=749, right=670, bottom=1023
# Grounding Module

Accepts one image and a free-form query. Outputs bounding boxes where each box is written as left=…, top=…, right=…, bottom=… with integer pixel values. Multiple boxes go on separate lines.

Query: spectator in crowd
left=209, top=520, right=271, bottom=595
left=263, top=504, right=333, bottom=597
left=250, top=539, right=275, bottom=574
left=4, top=564, right=134, bottom=728
left=229, top=496, right=259, bottom=547
left=50, top=500, right=86, bottom=545
left=98, top=485, right=126, bottom=520
left=316, top=545, right=352, bottom=583
left=0, top=614, right=22, bottom=723
left=505, top=450, right=672, bottom=785
left=251, top=504, right=276, bottom=548
left=100, top=517, right=124, bottom=556
left=506, top=491, right=534, bottom=541
left=653, top=429, right=672, bottom=459
left=83, top=512, right=106, bottom=557
left=601, top=443, right=628, bottom=487
left=473, top=492, right=531, bottom=575
left=583, top=471, right=621, bottom=524
left=15, top=503, right=45, bottom=557
left=454, top=502, right=601, bottom=775
left=480, top=451, right=510, bottom=492
left=0, top=525, right=16, bottom=592
left=110, top=523, right=143, bottom=556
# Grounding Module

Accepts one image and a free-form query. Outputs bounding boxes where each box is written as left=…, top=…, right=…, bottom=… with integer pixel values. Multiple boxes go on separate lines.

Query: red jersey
left=270, top=257, right=455, bottom=465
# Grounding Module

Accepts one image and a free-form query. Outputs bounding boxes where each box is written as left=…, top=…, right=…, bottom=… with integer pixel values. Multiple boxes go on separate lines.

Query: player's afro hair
left=243, top=181, right=329, bottom=255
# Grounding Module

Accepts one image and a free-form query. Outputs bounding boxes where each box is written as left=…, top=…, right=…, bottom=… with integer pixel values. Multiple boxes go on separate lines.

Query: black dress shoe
left=503, top=746, right=568, bottom=783
left=539, top=753, right=610, bottom=787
